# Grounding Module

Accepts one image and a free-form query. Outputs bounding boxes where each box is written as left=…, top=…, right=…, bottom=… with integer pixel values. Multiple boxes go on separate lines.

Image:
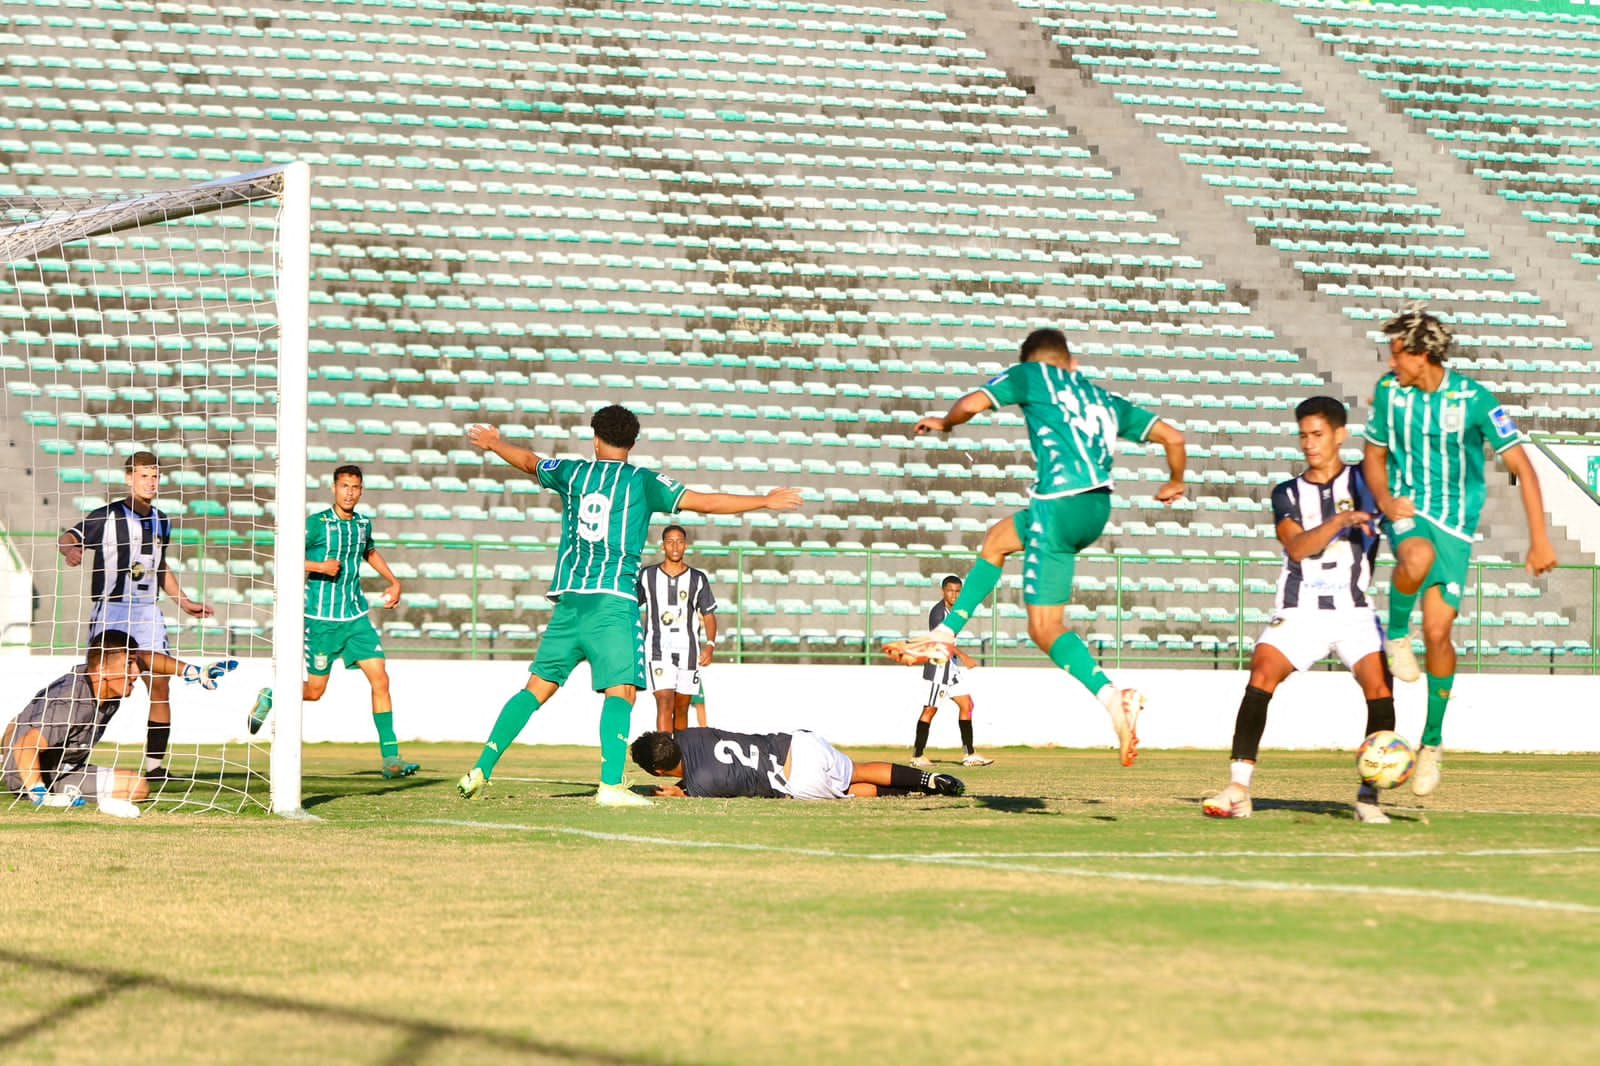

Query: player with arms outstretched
left=57, top=450, right=235, bottom=780
left=247, top=465, right=418, bottom=778
left=885, top=329, right=1187, bottom=765
left=1203, top=397, right=1396, bottom=823
left=638, top=524, right=718, bottom=732
left=458, top=405, right=801, bottom=807
left=631, top=727, right=966, bottom=800
left=1363, top=309, right=1556, bottom=796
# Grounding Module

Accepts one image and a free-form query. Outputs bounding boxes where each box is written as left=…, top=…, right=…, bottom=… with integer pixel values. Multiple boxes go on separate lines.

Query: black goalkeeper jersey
left=675, top=727, right=792, bottom=798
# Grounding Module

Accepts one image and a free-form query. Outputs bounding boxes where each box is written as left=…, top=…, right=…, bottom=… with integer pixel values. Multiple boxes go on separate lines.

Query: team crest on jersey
left=1337, top=498, right=1352, bottom=512
left=653, top=666, right=663, bottom=677
left=677, top=589, right=688, bottom=602
left=1440, top=404, right=1465, bottom=432
left=1268, top=615, right=1285, bottom=627
left=1489, top=406, right=1518, bottom=438
left=539, top=459, right=559, bottom=471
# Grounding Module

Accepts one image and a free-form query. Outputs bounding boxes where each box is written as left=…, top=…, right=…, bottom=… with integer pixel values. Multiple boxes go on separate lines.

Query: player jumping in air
left=458, top=404, right=801, bottom=807
left=884, top=328, right=1187, bottom=765
left=247, top=465, right=418, bottom=778
left=631, top=727, right=966, bottom=800
left=3, top=631, right=152, bottom=819
left=1363, top=307, right=1555, bottom=797
left=57, top=449, right=236, bottom=780
left=1203, top=397, right=1396, bottom=823
left=637, top=524, right=718, bottom=732
left=911, top=574, right=989, bottom=769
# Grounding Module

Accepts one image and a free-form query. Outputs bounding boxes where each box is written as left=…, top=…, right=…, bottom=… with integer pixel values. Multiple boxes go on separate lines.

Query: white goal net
left=0, top=164, right=308, bottom=817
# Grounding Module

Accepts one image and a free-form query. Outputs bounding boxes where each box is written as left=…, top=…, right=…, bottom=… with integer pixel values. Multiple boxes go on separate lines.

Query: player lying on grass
left=885, top=328, right=1187, bottom=766
left=58, top=449, right=235, bottom=780
left=1363, top=307, right=1556, bottom=796
left=630, top=727, right=966, bottom=800
left=458, top=404, right=802, bottom=808
left=1, top=631, right=153, bottom=819
left=1202, top=397, right=1397, bottom=825
left=246, top=465, right=420, bottom=779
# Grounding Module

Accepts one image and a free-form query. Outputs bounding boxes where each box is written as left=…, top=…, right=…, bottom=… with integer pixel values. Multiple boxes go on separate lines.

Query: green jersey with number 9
left=978, top=362, right=1159, bottom=498
left=538, top=459, right=687, bottom=600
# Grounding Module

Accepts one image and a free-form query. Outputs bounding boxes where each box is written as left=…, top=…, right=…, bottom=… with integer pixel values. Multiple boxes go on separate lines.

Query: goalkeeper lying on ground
left=1, top=631, right=151, bottom=819
left=630, top=727, right=966, bottom=799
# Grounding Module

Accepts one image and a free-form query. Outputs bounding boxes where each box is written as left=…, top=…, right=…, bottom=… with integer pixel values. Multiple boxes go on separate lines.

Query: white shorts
left=922, top=661, right=971, bottom=706
left=89, top=600, right=171, bottom=657
left=784, top=729, right=855, bottom=801
left=647, top=652, right=701, bottom=696
left=1256, top=607, right=1385, bottom=673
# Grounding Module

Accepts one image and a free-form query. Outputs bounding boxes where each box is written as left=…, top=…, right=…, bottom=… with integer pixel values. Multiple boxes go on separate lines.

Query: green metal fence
left=5, top=532, right=1597, bottom=674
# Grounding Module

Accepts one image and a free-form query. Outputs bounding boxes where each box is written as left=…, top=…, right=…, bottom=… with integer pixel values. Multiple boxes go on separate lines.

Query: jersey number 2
left=714, top=740, right=787, bottom=792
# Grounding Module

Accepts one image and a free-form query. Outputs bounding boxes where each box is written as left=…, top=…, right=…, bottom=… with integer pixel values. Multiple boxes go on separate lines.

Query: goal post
left=0, top=164, right=309, bottom=817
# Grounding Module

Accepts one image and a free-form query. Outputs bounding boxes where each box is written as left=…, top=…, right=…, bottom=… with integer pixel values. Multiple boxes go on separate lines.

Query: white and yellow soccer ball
left=1356, top=731, right=1416, bottom=790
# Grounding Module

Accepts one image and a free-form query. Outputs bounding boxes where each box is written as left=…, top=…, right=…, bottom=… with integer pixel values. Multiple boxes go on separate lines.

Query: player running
left=246, top=465, right=418, bottom=779
left=457, top=404, right=801, bottom=808
left=884, top=328, right=1187, bottom=766
left=2, top=631, right=151, bottom=819
left=911, top=575, right=989, bottom=769
left=631, top=727, right=966, bottom=800
left=57, top=449, right=236, bottom=780
left=1362, top=308, right=1556, bottom=796
left=637, top=524, right=718, bottom=732
left=1203, top=397, right=1397, bottom=824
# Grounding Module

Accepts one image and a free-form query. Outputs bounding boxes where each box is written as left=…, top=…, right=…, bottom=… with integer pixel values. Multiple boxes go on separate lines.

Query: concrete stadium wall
left=2, top=659, right=1596, bottom=755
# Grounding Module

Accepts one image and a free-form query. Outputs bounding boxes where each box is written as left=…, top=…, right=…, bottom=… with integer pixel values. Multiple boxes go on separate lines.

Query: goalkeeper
left=1, top=631, right=152, bottom=819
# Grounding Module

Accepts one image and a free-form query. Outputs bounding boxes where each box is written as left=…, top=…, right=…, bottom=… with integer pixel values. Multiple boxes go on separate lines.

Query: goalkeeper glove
left=183, top=659, right=240, bottom=691
left=29, top=784, right=85, bottom=809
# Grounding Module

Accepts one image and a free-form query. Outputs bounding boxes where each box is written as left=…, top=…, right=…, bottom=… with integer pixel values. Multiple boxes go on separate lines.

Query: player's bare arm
left=651, top=784, right=688, bottom=798
left=699, top=610, right=718, bottom=667
left=1498, top=445, right=1557, bottom=576
left=467, top=424, right=548, bottom=475
left=8, top=727, right=49, bottom=791
left=1275, top=510, right=1373, bottom=563
left=162, top=565, right=212, bottom=618
left=955, top=648, right=977, bottom=670
left=1148, top=420, right=1188, bottom=504
left=57, top=529, right=83, bottom=567
left=915, top=390, right=994, bottom=436
left=1361, top=439, right=1414, bottom=521
left=680, top=488, right=803, bottom=515
left=306, top=558, right=340, bottom=578
left=366, top=548, right=404, bottom=608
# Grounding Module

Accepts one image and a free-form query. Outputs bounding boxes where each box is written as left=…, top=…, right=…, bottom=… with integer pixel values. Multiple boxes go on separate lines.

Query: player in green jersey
left=457, top=404, right=802, bottom=808
left=1363, top=308, right=1555, bottom=796
left=885, top=329, right=1187, bottom=766
left=246, top=465, right=418, bottom=778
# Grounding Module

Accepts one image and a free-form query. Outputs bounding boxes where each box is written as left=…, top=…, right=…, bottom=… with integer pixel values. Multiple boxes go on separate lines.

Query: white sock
left=143, top=756, right=162, bottom=772
left=1095, top=684, right=1117, bottom=710
left=1229, top=760, right=1254, bottom=789
left=930, top=624, right=954, bottom=641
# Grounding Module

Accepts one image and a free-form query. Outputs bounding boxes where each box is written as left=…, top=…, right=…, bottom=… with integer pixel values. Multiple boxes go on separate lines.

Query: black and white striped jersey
left=64, top=501, right=170, bottom=608
left=1269, top=464, right=1380, bottom=611
left=637, top=563, right=717, bottom=661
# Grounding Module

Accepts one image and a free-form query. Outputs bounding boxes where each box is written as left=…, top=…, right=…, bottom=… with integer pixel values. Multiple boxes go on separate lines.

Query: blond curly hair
left=1381, top=306, right=1452, bottom=365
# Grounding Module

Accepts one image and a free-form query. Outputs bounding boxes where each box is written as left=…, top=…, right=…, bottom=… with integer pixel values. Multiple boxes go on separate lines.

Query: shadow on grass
left=0, top=948, right=661, bottom=1066
left=971, top=794, right=1052, bottom=814
left=1219, top=797, right=1424, bottom=823
left=302, top=774, right=438, bottom=810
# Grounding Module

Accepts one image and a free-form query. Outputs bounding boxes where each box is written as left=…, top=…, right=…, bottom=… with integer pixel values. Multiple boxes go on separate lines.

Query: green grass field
left=3, top=744, right=1598, bottom=1066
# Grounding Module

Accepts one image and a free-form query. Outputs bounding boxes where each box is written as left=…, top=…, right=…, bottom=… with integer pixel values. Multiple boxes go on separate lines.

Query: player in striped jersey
left=1203, top=397, right=1396, bottom=823
left=57, top=450, right=236, bottom=779
left=910, top=575, right=988, bottom=769
left=637, top=524, right=718, bottom=732
left=1363, top=308, right=1555, bottom=796
left=885, top=329, right=1187, bottom=766
left=246, top=466, right=417, bottom=778
left=457, top=404, right=802, bottom=808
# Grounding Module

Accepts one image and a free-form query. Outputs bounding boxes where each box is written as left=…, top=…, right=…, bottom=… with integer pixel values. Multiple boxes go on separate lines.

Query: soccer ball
left=1356, top=731, right=1416, bottom=790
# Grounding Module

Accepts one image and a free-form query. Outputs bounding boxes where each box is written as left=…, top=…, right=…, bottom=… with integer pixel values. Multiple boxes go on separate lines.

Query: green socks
left=1422, top=673, right=1454, bottom=748
left=475, top=689, right=543, bottom=778
left=1387, top=585, right=1419, bottom=636
left=373, top=711, right=400, bottom=762
left=598, top=695, right=633, bottom=786
left=944, top=558, right=1003, bottom=636
left=1048, top=633, right=1112, bottom=697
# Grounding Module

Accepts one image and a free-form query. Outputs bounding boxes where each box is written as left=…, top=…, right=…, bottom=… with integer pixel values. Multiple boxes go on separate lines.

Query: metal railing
left=4, top=531, right=1597, bottom=674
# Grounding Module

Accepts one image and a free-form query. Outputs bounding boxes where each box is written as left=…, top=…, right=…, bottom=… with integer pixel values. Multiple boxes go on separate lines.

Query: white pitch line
left=910, top=846, right=1600, bottom=860
left=418, top=820, right=1600, bottom=916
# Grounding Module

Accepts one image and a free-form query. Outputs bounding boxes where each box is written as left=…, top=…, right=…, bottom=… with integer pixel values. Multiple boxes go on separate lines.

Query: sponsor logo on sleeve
left=1489, top=406, right=1518, bottom=438
left=539, top=459, right=560, bottom=471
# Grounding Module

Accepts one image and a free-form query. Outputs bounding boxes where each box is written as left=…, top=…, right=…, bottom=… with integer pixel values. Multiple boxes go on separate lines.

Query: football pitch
left=3, top=745, right=1598, bottom=1066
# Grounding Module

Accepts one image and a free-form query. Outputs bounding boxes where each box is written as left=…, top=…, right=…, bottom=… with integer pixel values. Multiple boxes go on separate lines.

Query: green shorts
left=306, top=616, right=385, bottom=676
left=531, top=592, right=646, bottom=692
left=1381, top=516, right=1472, bottom=611
left=1013, top=489, right=1112, bottom=607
